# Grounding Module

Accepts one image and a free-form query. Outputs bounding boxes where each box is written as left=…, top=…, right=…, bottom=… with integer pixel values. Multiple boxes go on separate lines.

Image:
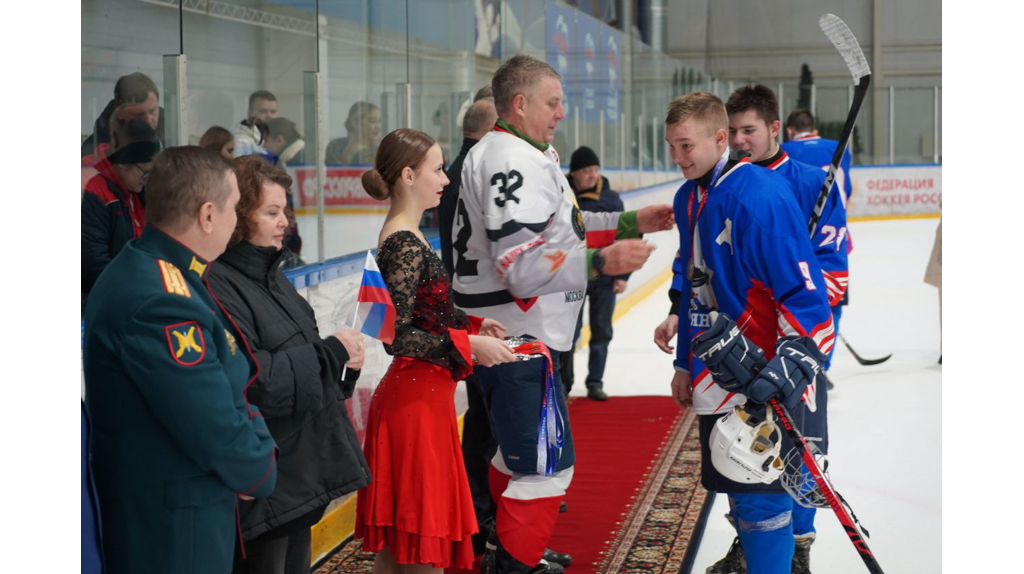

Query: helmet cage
left=781, top=440, right=832, bottom=509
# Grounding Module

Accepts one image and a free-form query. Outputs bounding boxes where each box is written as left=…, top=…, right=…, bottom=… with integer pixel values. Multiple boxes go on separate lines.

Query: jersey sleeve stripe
left=777, top=304, right=809, bottom=338
left=809, top=318, right=836, bottom=355
left=485, top=215, right=553, bottom=242
left=585, top=229, right=617, bottom=249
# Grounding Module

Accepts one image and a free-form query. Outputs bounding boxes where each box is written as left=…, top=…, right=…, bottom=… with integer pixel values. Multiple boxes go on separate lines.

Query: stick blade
left=819, top=14, right=871, bottom=83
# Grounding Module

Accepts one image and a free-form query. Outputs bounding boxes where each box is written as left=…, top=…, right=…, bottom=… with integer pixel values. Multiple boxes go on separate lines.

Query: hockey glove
left=690, top=312, right=767, bottom=393
left=747, top=336, right=828, bottom=411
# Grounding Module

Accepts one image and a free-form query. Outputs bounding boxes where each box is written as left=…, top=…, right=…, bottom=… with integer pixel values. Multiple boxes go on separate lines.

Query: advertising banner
left=603, top=26, right=622, bottom=124
left=289, top=166, right=388, bottom=209
left=848, top=165, right=942, bottom=218
left=546, top=1, right=575, bottom=119
left=576, top=12, right=602, bottom=123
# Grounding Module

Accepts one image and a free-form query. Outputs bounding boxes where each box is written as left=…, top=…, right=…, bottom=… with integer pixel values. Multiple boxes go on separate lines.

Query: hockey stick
left=767, top=398, right=885, bottom=574
left=810, top=16, right=893, bottom=367
left=808, top=14, right=871, bottom=237
left=840, top=333, right=892, bottom=366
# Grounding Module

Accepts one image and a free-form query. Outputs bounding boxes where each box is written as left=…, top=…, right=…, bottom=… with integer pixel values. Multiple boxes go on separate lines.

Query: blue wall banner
left=603, top=26, right=622, bottom=124
left=546, top=1, right=576, bottom=118
left=576, top=12, right=603, bottom=123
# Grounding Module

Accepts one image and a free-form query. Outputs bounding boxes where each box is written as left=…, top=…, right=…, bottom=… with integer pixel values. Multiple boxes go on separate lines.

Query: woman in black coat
left=208, top=156, right=370, bottom=574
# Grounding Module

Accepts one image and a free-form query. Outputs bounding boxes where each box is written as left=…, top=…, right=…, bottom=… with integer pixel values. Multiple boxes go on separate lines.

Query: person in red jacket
left=81, top=111, right=161, bottom=309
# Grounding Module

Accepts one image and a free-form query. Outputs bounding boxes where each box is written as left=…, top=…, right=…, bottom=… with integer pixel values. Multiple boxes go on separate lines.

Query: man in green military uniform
left=83, top=146, right=278, bottom=574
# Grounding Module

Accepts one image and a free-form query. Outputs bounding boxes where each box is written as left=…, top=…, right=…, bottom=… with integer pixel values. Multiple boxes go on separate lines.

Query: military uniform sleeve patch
left=158, top=260, right=192, bottom=298
left=165, top=321, right=206, bottom=366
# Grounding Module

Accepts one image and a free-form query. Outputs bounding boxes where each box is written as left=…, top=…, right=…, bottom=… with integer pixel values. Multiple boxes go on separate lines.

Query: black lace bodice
left=377, top=230, right=473, bottom=379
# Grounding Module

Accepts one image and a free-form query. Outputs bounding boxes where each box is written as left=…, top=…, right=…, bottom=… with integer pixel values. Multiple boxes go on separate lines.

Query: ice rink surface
left=569, top=218, right=942, bottom=573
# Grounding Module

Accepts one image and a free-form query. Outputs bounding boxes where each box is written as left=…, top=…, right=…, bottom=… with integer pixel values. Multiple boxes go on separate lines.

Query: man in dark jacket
left=206, top=155, right=369, bottom=573
left=83, top=147, right=278, bottom=574
left=563, top=146, right=628, bottom=401
left=439, top=96, right=497, bottom=277
left=438, top=94, right=502, bottom=555
left=81, top=116, right=162, bottom=310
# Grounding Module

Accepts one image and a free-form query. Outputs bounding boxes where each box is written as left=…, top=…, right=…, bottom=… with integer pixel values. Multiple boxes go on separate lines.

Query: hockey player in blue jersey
left=782, top=108, right=854, bottom=372
left=690, top=85, right=849, bottom=574
left=782, top=109, right=853, bottom=204
left=653, top=92, right=836, bottom=574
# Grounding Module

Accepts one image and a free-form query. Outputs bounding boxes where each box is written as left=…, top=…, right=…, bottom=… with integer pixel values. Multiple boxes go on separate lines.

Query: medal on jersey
left=506, top=337, right=565, bottom=477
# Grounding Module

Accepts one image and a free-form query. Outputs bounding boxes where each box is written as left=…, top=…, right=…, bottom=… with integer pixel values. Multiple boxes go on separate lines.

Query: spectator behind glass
left=235, top=90, right=278, bottom=157
left=81, top=111, right=162, bottom=309
left=206, top=156, right=369, bottom=574
left=325, top=101, right=381, bottom=165
left=82, top=72, right=164, bottom=160
left=264, top=117, right=305, bottom=166
left=199, top=126, right=235, bottom=159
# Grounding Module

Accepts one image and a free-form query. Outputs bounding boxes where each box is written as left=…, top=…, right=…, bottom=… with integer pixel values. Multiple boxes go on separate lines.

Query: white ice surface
left=570, top=218, right=942, bottom=573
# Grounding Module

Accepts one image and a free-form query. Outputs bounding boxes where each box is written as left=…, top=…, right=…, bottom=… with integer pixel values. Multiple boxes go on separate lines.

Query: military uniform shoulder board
left=157, top=259, right=192, bottom=298
left=165, top=321, right=205, bottom=366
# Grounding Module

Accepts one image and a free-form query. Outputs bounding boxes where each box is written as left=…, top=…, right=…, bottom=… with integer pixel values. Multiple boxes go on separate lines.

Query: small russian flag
left=356, top=251, right=397, bottom=344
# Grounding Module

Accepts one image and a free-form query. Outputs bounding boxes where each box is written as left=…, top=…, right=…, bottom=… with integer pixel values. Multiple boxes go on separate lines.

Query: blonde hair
left=665, top=92, right=729, bottom=135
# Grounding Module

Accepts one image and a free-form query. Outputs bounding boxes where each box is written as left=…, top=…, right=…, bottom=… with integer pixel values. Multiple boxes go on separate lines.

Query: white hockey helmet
left=709, top=403, right=784, bottom=484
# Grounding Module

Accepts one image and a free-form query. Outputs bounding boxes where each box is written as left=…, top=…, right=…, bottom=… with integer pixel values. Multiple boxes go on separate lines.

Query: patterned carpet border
left=596, top=408, right=710, bottom=574
left=314, top=408, right=711, bottom=574
left=312, top=537, right=374, bottom=573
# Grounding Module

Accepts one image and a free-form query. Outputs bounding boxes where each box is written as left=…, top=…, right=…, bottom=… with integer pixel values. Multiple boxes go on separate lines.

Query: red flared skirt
left=355, top=357, right=478, bottom=569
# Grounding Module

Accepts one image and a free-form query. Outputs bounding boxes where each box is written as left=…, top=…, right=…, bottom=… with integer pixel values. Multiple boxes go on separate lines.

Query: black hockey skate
left=705, top=536, right=745, bottom=574
left=791, top=533, right=815, bottom=574
left=542, top=547, right=573, bottom=567
left=480, top=527, right=566, bottom=574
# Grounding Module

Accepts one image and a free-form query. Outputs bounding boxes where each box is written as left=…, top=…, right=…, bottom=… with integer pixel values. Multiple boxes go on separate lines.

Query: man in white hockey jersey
left=453, top=54, right=674, bottom=574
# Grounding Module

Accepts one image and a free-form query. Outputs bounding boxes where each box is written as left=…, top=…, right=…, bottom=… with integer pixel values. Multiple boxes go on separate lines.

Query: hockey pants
left=728, top=493, right=794, bottom=574
left=488, top=447, right=573, bottom=567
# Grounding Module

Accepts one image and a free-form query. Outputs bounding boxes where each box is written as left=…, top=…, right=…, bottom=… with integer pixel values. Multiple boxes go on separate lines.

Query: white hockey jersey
left=451, top=127, right=621, bottom=352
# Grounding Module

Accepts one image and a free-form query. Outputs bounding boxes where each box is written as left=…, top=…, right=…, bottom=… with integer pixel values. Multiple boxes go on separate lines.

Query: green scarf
left=495, top=119, right=549, bottom=152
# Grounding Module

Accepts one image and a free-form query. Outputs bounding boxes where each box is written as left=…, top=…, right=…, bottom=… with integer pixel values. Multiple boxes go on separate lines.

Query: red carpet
left=547, top=396, right=684, bottom=573
left=315, top=396, right=698, bottom=574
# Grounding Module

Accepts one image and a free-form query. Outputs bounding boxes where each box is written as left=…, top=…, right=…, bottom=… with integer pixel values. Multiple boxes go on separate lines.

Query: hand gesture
left=636, top=205, right=675, bottom=234
left=479, top=318, right=507, bottom=339
left=469, top=335, right=517, bottom=367
left=654, top=314, right=678, bottom=354
left=671, top=370, right=692, bottom=409
left=613, top=279, right=628, bottom=294
left=333, top=328, right=365, bottom=371
left=599, top=240, right=656, bottom=276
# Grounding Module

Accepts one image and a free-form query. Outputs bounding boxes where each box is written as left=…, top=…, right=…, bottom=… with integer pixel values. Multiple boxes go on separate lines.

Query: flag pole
left=342, top=250, right=372, bottom=380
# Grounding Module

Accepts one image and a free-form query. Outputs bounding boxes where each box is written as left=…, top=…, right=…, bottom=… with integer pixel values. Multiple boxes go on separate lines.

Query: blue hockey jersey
left=764, top=151, right=849, bottom=306
left=782, top=133, right=853, bottom=204
left=671, top=159, right=835, bottom=415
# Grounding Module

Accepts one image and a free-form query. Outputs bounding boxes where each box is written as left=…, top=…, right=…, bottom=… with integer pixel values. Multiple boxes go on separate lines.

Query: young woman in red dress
left=355, top=128, right=516, bottom=573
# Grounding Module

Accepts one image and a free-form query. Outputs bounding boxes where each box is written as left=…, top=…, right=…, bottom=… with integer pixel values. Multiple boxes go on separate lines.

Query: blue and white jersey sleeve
left=738, top=192, right=837, bottom=359
left=780, top=159, right=850, bottom=306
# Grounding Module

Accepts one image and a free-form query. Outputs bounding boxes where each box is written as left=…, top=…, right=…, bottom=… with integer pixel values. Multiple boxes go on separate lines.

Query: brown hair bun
left=361, top=168, right=391, bottom=201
